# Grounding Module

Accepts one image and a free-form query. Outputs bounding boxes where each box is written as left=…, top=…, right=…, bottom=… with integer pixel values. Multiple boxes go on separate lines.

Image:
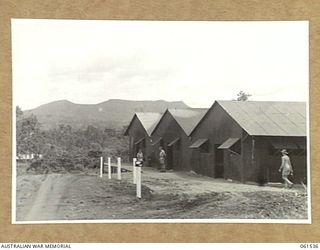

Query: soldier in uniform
left=159, top=146, right=166, bottom=172
left=278, top=149, right=294, bottom=188
left=136, top=149, right=144, bottom=167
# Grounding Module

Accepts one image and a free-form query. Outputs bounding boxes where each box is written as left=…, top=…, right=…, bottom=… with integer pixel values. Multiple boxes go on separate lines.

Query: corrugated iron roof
left=151, top=137, right=162, bottom=146
left=135, top=112, right=163, bottom=136
left=134, top=137, right=145, bottom=145
left=189, top=138, right=208, bottom=148
left=218, top=138, right=240, bottom=149
left=168, top=137, right=180, bottom=147
left=270, top=141, right=299, bottom=149
left=217, top=101, right=307, bottom=136
left=168, top=108, right=208, bottom=136
left=124, top=112, right=162, bottom=136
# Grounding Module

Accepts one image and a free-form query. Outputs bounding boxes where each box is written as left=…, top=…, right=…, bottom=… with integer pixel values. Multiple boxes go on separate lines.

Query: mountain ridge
left=24, top=99, right=190, bottom=130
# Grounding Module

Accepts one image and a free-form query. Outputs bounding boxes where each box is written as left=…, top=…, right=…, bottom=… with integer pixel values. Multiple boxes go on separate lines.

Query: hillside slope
left=24, top=99, right=189, bottom=130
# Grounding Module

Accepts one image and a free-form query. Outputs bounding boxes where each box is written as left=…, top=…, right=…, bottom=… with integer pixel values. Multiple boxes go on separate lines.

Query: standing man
left=159, top=146, right=166, bottom=172
left=136, top=149, right=144, bottom=167
left=279, top=149, right=294, bottom=188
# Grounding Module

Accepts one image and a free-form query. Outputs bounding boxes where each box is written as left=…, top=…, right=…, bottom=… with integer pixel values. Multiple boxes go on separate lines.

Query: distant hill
left=23, top=99, right=190, bottom=130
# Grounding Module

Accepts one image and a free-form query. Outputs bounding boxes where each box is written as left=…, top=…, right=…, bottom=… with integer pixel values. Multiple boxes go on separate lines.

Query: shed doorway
left=167, top=138, right=180, bottom=170
left=134, top=138, right=145, bottom=159
left=166, top=146, right=172, bottom=170
left=214, top=144, right=224, bottom=178
left=189, top=139, right=209, bottom=175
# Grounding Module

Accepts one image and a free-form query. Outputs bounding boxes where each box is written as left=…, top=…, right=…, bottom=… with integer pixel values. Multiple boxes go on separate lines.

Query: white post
left=133, top=158, right=137, bottom=184
left=108, top=157, right=111, bottom=179
left=117, top=157, right=121, bottom=180
left=100, top=157, right=103, bottom=178
left=136, top=166, right=141, bottom=198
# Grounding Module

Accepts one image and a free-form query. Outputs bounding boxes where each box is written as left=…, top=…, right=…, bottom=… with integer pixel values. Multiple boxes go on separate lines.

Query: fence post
left=133, top=158, right=137, bottom=184
left=117, top=157, right=121, bottom=180
left=136, top=166, right=141, bottom=198
left=100, top=156, right=103, bottom=178
left=108, top=157, right=111, bottom=179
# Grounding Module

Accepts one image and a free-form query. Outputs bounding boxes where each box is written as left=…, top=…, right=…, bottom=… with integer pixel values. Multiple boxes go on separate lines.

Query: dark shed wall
left=242, top=135, right=255, bottom=182
left=228, top=134, right=307, bottom=184
left=191, top=103, right=308, bottom=184
left=254, top=136, right=307, bottom=184
left=126, top=116, right=153, bottom=165
left=190, top=103, right=243, bottom=179
left=152, top=112, right=191, bottom=171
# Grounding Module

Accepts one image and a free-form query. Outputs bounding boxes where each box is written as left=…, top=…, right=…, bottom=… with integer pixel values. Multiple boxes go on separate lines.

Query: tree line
left=16, top=106, right=129, bottom=173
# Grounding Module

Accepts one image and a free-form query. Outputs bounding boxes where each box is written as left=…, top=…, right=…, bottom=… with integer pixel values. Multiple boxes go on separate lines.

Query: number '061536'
left=300, top=244, right=319, bottom=249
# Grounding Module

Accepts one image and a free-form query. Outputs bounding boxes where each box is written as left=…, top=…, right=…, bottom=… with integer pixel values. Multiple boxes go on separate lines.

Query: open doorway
left=214, top=144, right=224, bottom=178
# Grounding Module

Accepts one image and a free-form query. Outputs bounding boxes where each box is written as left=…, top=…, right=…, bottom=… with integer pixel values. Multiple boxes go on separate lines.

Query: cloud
left=12, top=20, right=309, bottom=109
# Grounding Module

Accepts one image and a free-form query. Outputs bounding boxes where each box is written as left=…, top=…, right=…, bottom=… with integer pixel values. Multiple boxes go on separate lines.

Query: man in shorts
left=159, top=146, right=166, bottom=172
left=278, top=149, right=294, bottom=188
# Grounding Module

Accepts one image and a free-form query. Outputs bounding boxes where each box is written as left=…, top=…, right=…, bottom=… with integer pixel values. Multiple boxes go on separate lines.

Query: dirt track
left=16, top=166, right=308, bottom=221
left=23, top=174, right=74, bottom=221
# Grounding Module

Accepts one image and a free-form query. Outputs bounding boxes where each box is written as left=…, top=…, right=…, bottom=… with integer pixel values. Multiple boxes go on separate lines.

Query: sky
left=12, top=19, right=309, bottom=110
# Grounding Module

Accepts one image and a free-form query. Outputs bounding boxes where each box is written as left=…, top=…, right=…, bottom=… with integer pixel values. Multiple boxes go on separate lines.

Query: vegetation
left=236, top=91, right=251, bottom=101
left=16, top=106, right=129, bottom=173
left=16, top=106, right=42, bottom=156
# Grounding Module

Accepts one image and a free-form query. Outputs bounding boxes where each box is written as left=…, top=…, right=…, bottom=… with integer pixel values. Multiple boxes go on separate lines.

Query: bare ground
left=16, top=165, right=308, bottom=221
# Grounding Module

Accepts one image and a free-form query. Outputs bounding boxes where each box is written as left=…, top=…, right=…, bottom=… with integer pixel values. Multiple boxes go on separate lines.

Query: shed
left=124, top=112, right=162, bottom=167
left=189, top=100, right=307, bottom=184
left=151, top=108, right=208, bottom=170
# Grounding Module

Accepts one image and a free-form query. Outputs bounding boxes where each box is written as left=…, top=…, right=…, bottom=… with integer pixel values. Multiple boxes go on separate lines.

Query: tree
left=16, top=113, right=43, bottom=155
left=16, top=106, right=23, bottom=120
left=88, top=142, right=102, bottom=158
left=236, top=91, right=251, bottom=101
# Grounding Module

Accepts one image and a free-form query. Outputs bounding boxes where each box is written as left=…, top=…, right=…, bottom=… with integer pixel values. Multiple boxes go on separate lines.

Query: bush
left=21, top=124, right=130, bottom=173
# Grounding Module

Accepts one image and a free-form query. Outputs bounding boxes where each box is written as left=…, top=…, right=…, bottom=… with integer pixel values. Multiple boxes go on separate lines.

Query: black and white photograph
left=12, top=19, right=310, bottom=223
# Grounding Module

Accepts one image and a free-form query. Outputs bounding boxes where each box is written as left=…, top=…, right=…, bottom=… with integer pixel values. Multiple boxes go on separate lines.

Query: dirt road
left=16, top=167, right=308, bottom=221
left=24, top=174, right=74, bottom=221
